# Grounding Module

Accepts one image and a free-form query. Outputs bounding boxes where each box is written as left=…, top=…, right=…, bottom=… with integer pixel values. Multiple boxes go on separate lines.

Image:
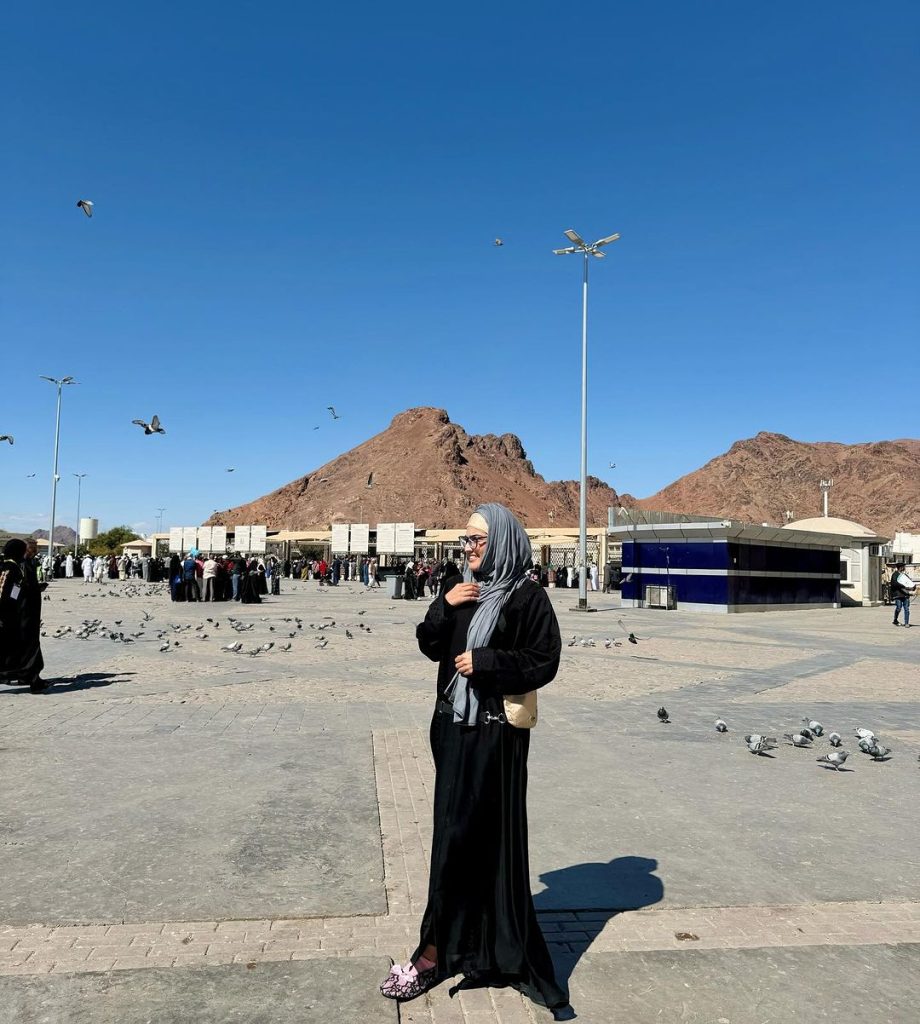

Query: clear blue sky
left=2, top=1, right=918, bottom=534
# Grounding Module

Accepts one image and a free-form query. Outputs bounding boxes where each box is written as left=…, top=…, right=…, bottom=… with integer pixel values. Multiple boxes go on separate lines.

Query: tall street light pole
left=553, top=229, right=620, bottom=611
left=39, top=375, right=76, bottom=578
left=73, top=473, right=87, bottom=557
left=156, top=508, right=167, bottom=534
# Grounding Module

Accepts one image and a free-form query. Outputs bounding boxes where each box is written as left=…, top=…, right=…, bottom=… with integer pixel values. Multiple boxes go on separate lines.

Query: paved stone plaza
left=1, top=580, right=918, bottom=1023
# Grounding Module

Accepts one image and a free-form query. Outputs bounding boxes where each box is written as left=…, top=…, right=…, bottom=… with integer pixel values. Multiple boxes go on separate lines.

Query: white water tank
left=79, top=517, right=98, bottom=542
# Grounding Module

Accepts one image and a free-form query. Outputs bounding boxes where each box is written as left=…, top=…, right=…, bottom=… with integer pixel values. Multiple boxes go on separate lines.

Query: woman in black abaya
left=380, top=503, right=570, bottom=1016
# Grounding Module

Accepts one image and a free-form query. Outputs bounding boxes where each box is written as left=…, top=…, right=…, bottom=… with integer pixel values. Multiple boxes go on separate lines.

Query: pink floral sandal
left=379, top=957, right=439, bottom=1001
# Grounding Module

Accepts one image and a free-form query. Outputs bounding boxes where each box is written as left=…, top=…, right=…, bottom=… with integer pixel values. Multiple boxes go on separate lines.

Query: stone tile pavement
left=2, top=584, right=919, bottom=1022
left=3, top=726, right=920, bottom=1022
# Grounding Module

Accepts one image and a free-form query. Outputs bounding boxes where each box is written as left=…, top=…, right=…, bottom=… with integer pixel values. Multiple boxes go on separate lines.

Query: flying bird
left=132, top=415, right=166, bottom=435
left=327, top=406, right=340, bottom=420
left=493, top=238, right=504, bottom=246
left=226, top=467, right=236, bottom=472
left=617, top=619, right=644, bottom=643
left=76, top=199, right=94, bottom=217
left=26, top=473, right=35, bottom=477
left=0, top=435, right=13, bottom=445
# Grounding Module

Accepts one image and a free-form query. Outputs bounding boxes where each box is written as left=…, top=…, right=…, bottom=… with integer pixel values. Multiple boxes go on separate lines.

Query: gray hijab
left=445, top=502, right=533, bottom=725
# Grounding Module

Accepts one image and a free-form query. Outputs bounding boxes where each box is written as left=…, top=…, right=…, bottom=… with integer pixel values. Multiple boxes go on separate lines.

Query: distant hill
left=636, top=432, right=920, bottom=538
left=31, top=525, right=78, bottom=546
left=207, top=407, right=620, bottom=530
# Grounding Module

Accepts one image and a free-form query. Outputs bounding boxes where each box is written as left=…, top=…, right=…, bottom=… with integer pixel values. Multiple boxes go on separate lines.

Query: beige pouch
left=503, top=690, right=538, bottom=729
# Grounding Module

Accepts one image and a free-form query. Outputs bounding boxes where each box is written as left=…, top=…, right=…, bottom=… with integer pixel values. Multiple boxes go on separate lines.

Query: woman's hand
left=454, top=650, right=474, bottom=676
left=444, top=582, right=480, bottom=607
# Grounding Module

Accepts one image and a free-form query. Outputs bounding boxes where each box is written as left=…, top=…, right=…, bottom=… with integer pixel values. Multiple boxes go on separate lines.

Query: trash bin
left=386, top=575, right=403, bottom=599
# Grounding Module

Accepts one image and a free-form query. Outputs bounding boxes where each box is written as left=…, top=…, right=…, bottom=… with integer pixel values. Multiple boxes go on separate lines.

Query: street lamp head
left=554, top=229, right=620, bottom=259
left=40, top=375, right=78, bottom=386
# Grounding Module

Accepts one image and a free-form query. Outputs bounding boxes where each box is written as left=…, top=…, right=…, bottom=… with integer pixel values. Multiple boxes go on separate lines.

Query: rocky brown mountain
left=208, top=407, right=620, bottom=530
left=635, top=432, right=920, bottom=538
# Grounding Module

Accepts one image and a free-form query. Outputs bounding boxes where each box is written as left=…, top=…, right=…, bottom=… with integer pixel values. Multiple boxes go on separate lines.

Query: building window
left=839, top=559, right=848, bottom=581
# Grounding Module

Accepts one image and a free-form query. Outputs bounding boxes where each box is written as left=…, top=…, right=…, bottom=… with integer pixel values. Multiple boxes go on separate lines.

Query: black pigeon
left=0, top=434, right=13, bottom=445
left=132, top=415, right=166, bottom=435
left=657, top=707, right=670, bottom=724
left=327, top=406, right=340, bottom=419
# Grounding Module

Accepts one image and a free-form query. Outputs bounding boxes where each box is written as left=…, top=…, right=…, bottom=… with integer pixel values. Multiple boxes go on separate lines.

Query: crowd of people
left=35, top=548, right=626, bottom=596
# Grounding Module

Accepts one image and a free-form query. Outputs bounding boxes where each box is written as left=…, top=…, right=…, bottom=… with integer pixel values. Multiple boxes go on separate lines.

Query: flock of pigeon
left=41, top=582, right=381, bottom=663
left=654, top=706, right=902, bottom=772
left=567, top=619, right=643, bottom=649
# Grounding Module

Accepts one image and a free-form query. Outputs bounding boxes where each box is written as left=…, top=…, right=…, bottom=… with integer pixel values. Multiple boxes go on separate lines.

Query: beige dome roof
left=784, top=516, right=877, bottom=538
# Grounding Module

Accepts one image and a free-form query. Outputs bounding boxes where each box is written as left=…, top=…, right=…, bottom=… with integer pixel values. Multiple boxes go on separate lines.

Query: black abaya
left=413, top=577, right=567, bottom=1010
left=239, top=572, right=262, bottom=604
left=17, top=557, right=45, bottom=684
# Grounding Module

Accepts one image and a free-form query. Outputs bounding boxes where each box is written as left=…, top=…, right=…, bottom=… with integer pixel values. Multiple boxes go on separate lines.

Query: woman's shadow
left=534, top=855, right=664, bottom=991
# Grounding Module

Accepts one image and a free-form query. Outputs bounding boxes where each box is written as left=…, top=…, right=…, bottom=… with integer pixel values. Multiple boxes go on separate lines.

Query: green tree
left=86, top=526, right=140, bottom=556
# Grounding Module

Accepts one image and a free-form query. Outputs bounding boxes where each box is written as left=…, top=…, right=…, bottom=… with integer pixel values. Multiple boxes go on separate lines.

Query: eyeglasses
left=459, top=535, right=488, bottom=549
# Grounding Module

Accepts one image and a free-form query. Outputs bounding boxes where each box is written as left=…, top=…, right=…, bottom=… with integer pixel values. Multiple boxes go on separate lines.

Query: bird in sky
left=313, top=426, right=320, bottom=430
left=76, top=199, right=94, bottom=217
left=226, top=467, right=235, bottom=472
left=26, top=473, right=35, bottom=477
left=132, top=415, right=165, bottom=435
left=494, top=238, right=504, bottom=246
left=327, top=406, right=340, bottom=419
left=0, top=435, right=13, bottom=445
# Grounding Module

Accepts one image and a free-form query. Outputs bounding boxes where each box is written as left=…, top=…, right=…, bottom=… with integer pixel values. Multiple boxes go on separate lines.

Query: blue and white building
left=610, top=516, right=851, bottom=613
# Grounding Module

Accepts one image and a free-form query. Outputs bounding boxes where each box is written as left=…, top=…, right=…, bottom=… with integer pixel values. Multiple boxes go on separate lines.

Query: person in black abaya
left=238, top=562, right=262, bottom=604
left=1, top=538, right=47, bottom=693
left=403, top=560, right=417, bottom=600
left=380, top=503, right=570, bottom=1017
left=168, top=554, right=185, bottom=602
left=18, top=539, right=47, bottom=691
left=1, top=539, right=28, bottom=687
